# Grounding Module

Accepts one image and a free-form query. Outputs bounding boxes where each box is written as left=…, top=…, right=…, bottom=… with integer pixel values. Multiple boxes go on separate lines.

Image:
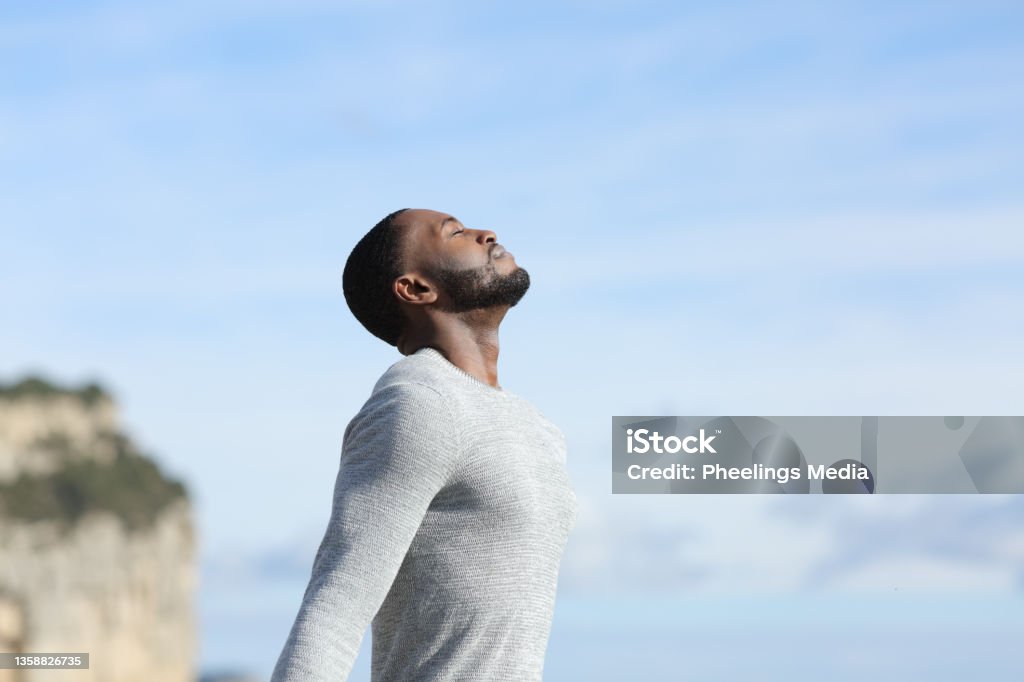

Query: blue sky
left=3, top=1, right=1024, bottom=679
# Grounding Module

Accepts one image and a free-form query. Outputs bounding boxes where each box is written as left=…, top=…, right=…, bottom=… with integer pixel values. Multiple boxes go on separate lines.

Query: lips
left=491, top=244, right=507, bottom=258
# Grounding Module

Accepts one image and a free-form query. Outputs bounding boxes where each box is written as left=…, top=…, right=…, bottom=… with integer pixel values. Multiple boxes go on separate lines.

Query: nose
left=474, top=229, right=496, bottom=245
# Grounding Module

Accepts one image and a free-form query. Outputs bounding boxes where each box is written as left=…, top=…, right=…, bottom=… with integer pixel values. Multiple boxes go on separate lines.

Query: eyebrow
left=440, top=216, right=461, bottom=233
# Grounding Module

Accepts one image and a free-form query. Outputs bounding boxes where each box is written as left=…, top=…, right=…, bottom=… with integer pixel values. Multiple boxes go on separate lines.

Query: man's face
left=396, top=209, right=530, bottom=313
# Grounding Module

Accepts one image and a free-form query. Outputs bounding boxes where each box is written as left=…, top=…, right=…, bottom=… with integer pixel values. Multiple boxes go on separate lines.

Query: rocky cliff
left=0, top=378, right=196, bottom=682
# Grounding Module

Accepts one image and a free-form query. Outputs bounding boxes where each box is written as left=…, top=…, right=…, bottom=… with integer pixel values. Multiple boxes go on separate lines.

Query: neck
left=397, top=308, right=506, bottom=388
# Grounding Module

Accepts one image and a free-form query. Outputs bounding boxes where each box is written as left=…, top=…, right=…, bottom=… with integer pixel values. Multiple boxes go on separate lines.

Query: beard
left=434, top=261, right=531, bottom=313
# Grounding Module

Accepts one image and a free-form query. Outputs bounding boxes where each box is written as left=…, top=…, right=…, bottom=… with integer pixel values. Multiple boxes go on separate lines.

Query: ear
left=393, top=272, right=438, bottom=305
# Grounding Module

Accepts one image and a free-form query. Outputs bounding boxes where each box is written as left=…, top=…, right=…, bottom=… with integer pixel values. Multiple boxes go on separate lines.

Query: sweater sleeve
left=270, top=381, right=461, bottom=682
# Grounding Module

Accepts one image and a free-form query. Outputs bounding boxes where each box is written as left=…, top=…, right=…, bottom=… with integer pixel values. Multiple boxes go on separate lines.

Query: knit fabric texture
left=271, top=346, right=579, bottom=681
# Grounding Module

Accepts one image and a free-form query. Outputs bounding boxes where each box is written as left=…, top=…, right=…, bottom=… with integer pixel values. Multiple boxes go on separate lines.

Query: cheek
left=439, top=247, right=489, bottom=271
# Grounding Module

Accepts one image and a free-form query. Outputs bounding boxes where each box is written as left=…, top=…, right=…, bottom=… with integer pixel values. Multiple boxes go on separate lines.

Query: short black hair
left=342, top=208, right=410, bottom=346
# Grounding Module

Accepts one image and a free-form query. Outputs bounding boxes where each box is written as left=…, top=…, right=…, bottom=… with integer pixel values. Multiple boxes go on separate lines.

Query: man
left=271, top=209, right=579, bottom=681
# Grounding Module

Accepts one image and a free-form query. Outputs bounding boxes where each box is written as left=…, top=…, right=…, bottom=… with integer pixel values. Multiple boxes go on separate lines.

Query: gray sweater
left=270, top=346, right=578, bottom=681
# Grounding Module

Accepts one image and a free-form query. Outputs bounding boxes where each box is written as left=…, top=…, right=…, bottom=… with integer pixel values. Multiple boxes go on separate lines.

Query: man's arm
left=270, top=381, right=460, bottom=682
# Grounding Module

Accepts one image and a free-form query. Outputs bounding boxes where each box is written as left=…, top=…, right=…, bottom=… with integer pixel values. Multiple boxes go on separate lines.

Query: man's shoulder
left=368, top=351, right=453, bottom=400
left=343, top=356, right=453, bottom=438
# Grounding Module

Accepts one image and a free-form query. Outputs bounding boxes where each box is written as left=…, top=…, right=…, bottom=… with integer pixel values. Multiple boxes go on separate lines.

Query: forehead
left=399, top=208, right=456, bottom=231
left=394, top=209, right=457, bottom=266
left=397, top=209, right=459, bottom=244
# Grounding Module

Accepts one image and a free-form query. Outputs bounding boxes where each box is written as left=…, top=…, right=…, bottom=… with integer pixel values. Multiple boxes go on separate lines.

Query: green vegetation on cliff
left=0, top=376, right=109, bottom=406
left=0, top=379, right=189, bottom=533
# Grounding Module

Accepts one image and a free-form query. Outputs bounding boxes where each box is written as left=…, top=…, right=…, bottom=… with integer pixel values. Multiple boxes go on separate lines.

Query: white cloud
left=558, top=488, right=1024, bottom=594
left=824, top=556, right=1017, bottom=591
